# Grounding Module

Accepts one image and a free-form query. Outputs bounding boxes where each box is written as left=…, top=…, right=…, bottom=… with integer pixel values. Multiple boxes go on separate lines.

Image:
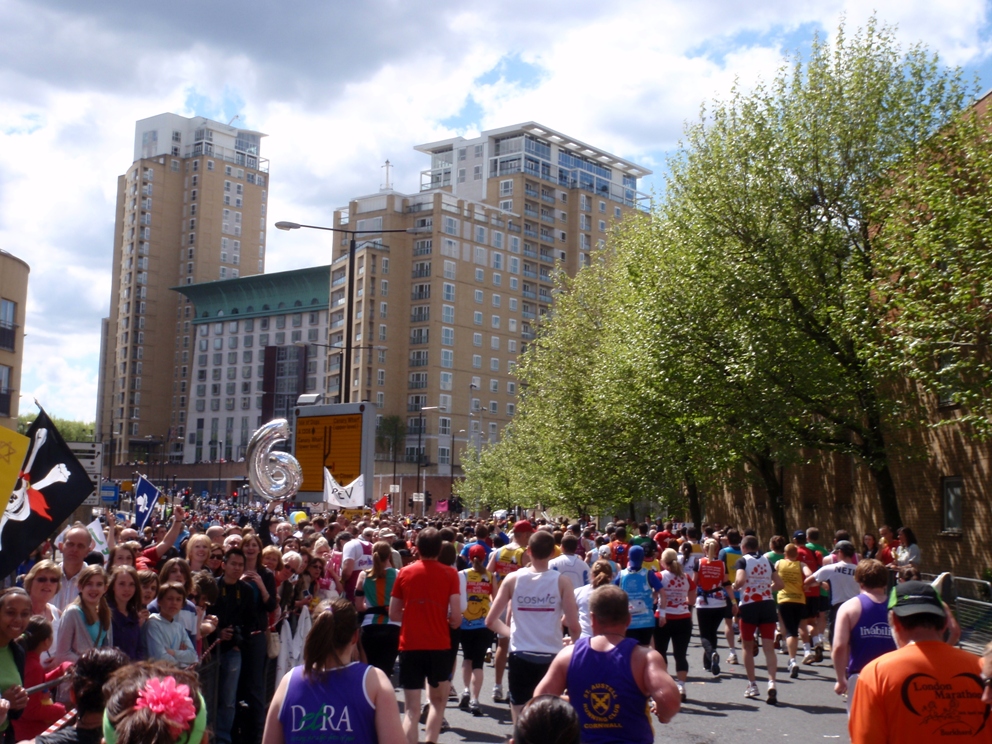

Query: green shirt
left=0, top=644, right=20, bottom=732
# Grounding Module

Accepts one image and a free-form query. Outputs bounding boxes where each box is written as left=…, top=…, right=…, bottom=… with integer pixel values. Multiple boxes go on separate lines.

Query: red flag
left=374, top=495, right=388, bottom=512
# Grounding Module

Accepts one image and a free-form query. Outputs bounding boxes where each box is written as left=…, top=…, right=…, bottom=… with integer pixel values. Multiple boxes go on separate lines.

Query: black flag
left=0, top=409, right=94, bottom=577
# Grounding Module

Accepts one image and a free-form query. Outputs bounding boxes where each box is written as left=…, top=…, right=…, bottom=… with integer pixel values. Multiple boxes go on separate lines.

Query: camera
left=230, top=625, right=244, bottom=646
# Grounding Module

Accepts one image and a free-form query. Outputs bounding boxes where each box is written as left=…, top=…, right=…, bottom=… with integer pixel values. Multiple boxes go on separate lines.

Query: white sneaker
left=802, top=649, right=816, bottom=665
left=789, top=659, right=799, bottom=678
left=766, top=681, right=778, bottom=706
left=727, top=652, right=738, bottom=665
left=744, top=682, right=760, bottom=699
left=492, top=684, right=504, bottom=703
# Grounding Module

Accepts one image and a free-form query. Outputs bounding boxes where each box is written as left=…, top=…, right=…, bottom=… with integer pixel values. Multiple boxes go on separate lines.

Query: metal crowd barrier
left=947, top=576, right=992, bottom=654
left=196, top=649, right=221, bottom=744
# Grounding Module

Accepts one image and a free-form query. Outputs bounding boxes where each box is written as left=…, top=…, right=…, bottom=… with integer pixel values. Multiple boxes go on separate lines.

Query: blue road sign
left=101, top=483, right=119, bottom=503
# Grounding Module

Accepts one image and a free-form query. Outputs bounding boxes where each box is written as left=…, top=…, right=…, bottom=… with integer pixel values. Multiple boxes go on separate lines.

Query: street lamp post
left=416, top=405, right=439, bottom=517
left=277, top=221, right=424, bottom=403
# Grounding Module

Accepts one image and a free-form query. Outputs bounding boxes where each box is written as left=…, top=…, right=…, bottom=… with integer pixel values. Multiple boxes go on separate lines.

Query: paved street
left=412, top=637, right=850, bottom=744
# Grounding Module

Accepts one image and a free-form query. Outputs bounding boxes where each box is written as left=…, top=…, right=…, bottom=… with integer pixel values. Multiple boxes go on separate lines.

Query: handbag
left=266, top=628, right=281, bottom=659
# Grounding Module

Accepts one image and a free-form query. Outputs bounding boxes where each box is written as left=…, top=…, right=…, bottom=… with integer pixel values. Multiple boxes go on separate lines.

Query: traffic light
left=425, top=491, right=432, bottom=509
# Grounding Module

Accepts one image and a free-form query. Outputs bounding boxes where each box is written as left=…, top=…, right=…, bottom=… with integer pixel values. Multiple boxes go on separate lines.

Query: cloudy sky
left=3, top=0, right=991, bottom=423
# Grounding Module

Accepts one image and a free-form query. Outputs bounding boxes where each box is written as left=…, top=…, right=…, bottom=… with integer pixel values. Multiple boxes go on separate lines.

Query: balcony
left=523, top=269, right=538, bottom=279
left=412, top=269, right=432, bottom=278
left=540, top=214, right=555, bottom=224
left=541, top=193, right=556, bottom=204
left=523, top=228, right=538, bottom=239
left=539, top=253, right=555, bottom=264
left=522, top=330, right=535, bottom=340
left=410, top=313, right=430, bottom=323
left=525, top=187, right=538, bottom=198
left=522, top=311, right=536, bottom=320
left=523, top=248, right=538, bottom=259
left=409, top=335, right=429, bottom=345
left=409, top=357, right=429, bottom=367
left=524, top=206, right=539, bottom=218
left=411, top=291, right=431, bottom=301
left=408, top=380, right=428, bottom=389
left=0, top=325, right=15, bottom=352
left=522, top=290, right=537, bottom=300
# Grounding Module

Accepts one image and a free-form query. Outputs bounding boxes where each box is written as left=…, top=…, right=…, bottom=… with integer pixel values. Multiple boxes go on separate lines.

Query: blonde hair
left=24, top=560, right=63, bottom=594
left=185, top=534, right=212, bottom=563
left=661, top=548, right=684, bottom=578
left=590, top=560, right=614, bottom=588
left=703, top=539, right=719, bottom=559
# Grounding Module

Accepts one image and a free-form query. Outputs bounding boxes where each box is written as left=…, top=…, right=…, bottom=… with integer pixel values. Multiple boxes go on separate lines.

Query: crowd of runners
left=0, top=502, right=989, bottom=744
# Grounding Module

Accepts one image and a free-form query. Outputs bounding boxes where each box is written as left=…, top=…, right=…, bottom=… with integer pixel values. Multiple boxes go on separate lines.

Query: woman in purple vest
left=829, top=558, right=897, bottom=712
left=262, top=597, right=404, bottom=744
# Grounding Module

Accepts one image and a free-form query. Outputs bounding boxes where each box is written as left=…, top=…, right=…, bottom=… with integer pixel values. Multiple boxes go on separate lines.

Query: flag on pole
left=435, top=499, right=449, bottom=513
left=0, top=409, right=94, bottom=578
left=373, top=495, right=388, bottom=513
left=134, top=475, right=160, bottom=533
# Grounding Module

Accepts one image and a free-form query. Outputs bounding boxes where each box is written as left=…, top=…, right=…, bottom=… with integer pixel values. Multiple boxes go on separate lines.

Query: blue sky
left=1, top=0, right=991, bottom=421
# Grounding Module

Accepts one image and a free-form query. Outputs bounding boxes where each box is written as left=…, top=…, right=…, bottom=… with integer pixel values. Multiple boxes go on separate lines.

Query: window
left=443, top=283, right=455, bottom=301
left=376, top=391, right=384, bottom=408
left=381, top=258, right=389, bottom=274
left=491, top=252, right=503, bottom=270
left=943, top=477, right=963, bottom=532
left=381, top=280, right=388, bottom=296
left=475, top=226, right=487, bottom=244
left=599, top=220, right=606, bottom=232
left=441, top=349, right=453, bottom=368
left=444, top=260, right=456, bottom=279
left=442, top=305, right=454, bottom=324
left=442, top=327, right=454, bottom=346
left=599, top=201, right=606, bottom=213
left=473, top=165, right=482, bottom=181
left=507, top=403, right=516, bottom=415
left=500, top=180, right=512, bottom=196
left=457, top=168, right=466, bottom=183
left=440, top=372, right=453, bottom=390
left=490, top=358, right=499, bottom=371
left=475, top=268, right=484, bottom=282
left=473, top=312, right=483, bottom=326
left=438, top=417, right=451, bottom=436
left=472, top=354, right=482, bottom=369
left=491, top=335, right=500, bottom=349
left=509, top=298, right=518, bottom=311
left=507, top=381, right=516, bottom=394
left=508, top=339, right=517, bottom=352
left=377, top=369, right=385, bottom=385
left=473, top=333, right=482, bottom=347
left=489, top=379, right=499, bottom=393
left=443, top=216, right=458, bottom=235
left=500, top=200, right=512, bottom=211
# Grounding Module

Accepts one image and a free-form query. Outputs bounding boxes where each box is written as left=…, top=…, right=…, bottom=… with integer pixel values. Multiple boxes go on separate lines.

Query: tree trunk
left=628, top=500, right=637, bottom=523
left=685, top=473, right=702, bottom=527
left=753, top=454, right=788, bottom=536
left=863, top=406, right=903, bottom=529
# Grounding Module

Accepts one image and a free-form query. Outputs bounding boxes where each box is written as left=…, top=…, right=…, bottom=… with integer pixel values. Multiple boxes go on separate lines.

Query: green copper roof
left=172, top=265, right=330, bottom=322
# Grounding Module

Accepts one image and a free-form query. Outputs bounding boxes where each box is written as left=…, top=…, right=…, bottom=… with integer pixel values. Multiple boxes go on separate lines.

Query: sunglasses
left=210, top=554, right=224, bottom=559
left=34, top=576, right=59, bottom=584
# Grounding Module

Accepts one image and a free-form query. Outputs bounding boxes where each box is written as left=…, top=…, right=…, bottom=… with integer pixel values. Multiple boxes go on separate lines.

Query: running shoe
left=419, top=704, right=429, bottom=725
left=440, top=718, right=450, bottom=733
left=744, top=682, right=760, bottom=699
left=789, top=659, right=799, bottom=679
left=492, top=684, right=505, bottom=703
left=774, top=633, right=782, bottom=650
left=485, top=649, right=493, bottom=664
left=677, top=682, right=686, bottom=703
left=470, top=700, right=482, bottom=717
left=751, top=642, right=760, bottom=658
left=732, top=622, right=740, bottom=636
left=459, top=691, right=470, bottom=710
left=710, top=652, right=721, bottom=676
left=766, top=685, right=778, bottom=706
left=814, top=644, right=824, bottom=663
left=802, top=649, right=816, bottom=665
left=727, top=652, right=738, bottom=665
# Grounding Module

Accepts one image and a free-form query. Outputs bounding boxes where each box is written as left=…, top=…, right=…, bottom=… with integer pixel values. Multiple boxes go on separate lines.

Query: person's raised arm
left=153, top=506, right=186, bottom=559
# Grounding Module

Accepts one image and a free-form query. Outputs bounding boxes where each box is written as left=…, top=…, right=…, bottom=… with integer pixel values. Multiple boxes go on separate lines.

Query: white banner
left=323, top=470, right=365, bottom=509
left=86, top=518, right=110, bottom=560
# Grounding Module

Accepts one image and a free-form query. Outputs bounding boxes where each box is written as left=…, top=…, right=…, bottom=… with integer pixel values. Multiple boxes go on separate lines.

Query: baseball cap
left=512, top=519, right=535, bottom=534
left=792, top=530, right=806, bottom=540
left=468, top=544, right=487, bottom=561
left=888, top=581, right=946, bottom=619
left=832, top=540, right=856, bottom=556
left=628, top=545, right=644, bottom=567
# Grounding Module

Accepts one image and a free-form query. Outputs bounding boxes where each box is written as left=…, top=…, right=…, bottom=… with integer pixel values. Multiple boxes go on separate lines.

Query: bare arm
left=831, top=598, right=860, bottom=695
left=261, top=672, right=290, bottom=744
left=733, top=568, right=746, bottom=592
left=640, top=647, right=680, bottom=724
left=342, top=557, right=356, bottom=583
left=153, top=506, right=186, bottom=558
left=368, top=666, right=405, bottom=744
left=558, top=574, right=580, bottom=640
left=388, top=596, right=404, bottom=625
left=448, top=593, right=462, bottom=629
left=486, top=573, right=516, bottom=638
left=771, top=568, right=784, bottom=593
left=355, top=572, right=368, bottom=612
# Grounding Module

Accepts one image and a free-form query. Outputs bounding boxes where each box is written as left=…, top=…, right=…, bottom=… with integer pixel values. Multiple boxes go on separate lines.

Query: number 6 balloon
left=246, top=419, right=303, bottom=502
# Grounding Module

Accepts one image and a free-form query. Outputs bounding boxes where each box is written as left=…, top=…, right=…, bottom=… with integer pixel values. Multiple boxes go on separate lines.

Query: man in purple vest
left=534, top=584, right=681, bottom=742
left=830, top=558, right=896, bottom=711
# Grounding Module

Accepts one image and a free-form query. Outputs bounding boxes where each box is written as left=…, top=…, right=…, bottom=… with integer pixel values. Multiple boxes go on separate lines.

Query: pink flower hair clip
left=135, top=676, right=197, bottom=736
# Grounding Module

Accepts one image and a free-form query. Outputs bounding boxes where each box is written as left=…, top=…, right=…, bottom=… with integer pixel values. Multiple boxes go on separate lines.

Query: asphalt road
left=414, top=638, right=851, bottom=744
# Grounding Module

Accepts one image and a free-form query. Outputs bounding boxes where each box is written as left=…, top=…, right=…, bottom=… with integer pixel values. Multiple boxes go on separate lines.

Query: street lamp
left=277, top=220, right=425, bottom=403
left=293, top=340, right=387, bottom=404
left=417, top=405, right=439, bottom=516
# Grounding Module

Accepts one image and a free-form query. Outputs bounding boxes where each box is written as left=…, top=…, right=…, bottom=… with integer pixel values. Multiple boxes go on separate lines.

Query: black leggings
left=696, top=606, right=724, bottom=660
left=361, top=623, right=401, bottom=677
left=654, top=616, right=693, bottom=673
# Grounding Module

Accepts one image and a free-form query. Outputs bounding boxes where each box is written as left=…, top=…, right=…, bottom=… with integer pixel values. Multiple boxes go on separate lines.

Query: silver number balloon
left=247, top=419, right=303, bottom=502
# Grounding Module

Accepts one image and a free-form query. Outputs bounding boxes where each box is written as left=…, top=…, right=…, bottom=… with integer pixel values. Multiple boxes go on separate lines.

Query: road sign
left=413, top=492, right=425, bottom=503
left=389, top=484, right=400, bottom=493
left=293, top=402, right=376, bottom=503
left=100, top=483, right=119, bottom=504
left=68, top=442, right=103, bottom=507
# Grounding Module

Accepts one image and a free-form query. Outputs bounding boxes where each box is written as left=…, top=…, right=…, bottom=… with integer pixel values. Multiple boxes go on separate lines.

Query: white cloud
left=1, top=0, right=990, bottom=422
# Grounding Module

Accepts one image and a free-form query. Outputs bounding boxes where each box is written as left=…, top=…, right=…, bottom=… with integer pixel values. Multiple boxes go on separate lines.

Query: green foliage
left=459, top=18, right=985, bottom=529
left=18, top=413, right=95, bottom=442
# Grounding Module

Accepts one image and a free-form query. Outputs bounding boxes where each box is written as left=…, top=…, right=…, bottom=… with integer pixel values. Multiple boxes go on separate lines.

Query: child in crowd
left=12, top=616, right=70, bottom=740
left=143, top=583, right=199, bottom=668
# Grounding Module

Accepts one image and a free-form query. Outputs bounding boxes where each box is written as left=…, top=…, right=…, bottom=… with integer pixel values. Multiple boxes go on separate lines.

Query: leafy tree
left=375, top=415, right=406, bottom=485
left=871, top=106, right=992, bottom=434
left=18, top=413, right=95, bottom=442
left=656, top=19, right=971, bottom=529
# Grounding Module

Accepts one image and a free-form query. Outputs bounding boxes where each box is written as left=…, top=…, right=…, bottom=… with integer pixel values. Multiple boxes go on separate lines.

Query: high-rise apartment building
left=0, top=250, right=29, bottom=430
left=316, top=123, right=651, bottom=491
left=96, top=114, right=269, bottom=465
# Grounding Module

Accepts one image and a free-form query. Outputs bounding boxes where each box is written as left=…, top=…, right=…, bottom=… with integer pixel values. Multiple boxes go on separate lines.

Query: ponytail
left=591, top=560, right=614, bottom=588
left=20, top=615, right=53, bottom=652
left=367, top=541, right=393, bottom=580
left=303, top=599, right=359, bottom=680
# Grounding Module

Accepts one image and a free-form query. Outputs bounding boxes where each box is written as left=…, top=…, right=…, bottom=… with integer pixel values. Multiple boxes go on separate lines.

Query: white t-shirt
left=811, top=561, right=860, bottom=606
left=342, top=538, right=373, bottom=573
left=574, top=583, right=595, bottom=637
left=549, top=553, right=590, bottom=589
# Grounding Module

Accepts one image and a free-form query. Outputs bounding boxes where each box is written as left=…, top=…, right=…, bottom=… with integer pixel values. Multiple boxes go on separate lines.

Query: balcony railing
left=408, top=380, right=428, bottom=389
left=410, top=314, right=430, bottom=323
left=411, top=291, right=431, bottom=301
left=412, top=269, right=431, bottom=278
